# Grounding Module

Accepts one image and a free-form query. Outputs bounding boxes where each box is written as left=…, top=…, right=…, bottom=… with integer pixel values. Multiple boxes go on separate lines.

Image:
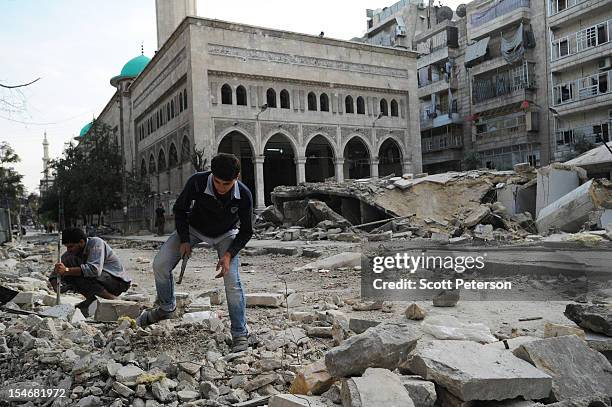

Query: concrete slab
left=342, top=368, right=414, bottom=407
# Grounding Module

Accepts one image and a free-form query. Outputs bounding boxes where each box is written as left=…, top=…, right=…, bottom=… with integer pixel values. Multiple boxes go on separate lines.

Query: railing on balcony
left=476, top=113, right=527, bottom=138
left=555, top=121, right=610, bottom=147
left=551, top=19, right=611, bottom=61
left=552, top=70, right=612, bottom=106
left=422, top=132, right=463, bottom=153
left=470, top=0, right=530, bottom=28
left=548, top=0, right=588, bottom=16
left=472, top=61, right=536, bottom=104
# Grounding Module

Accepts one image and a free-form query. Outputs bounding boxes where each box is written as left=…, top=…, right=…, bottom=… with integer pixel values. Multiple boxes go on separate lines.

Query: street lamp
left=256, top=104, right=268, bottom=120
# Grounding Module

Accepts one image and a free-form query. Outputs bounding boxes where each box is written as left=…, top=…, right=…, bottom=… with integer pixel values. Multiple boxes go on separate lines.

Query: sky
left=0, top=0, right=464, bottom=194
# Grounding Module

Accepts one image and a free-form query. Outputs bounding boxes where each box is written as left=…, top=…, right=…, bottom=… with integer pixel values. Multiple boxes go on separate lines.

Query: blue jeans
left=152, top=226, right=248, bottom=338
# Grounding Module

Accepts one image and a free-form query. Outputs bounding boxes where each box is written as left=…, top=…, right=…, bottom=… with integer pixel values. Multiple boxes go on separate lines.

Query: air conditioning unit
left=396, top=25, right=407, bottom=37
left=598, top=57, right=612, bottom=71
left=526, top=111, right=539, bottom=132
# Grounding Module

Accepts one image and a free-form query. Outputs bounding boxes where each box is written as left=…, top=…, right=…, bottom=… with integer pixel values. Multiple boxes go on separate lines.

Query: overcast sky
left=1, top=0, right=464, bottom=194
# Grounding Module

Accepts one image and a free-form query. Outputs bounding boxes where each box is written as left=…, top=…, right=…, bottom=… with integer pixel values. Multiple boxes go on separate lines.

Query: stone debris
left=341, top=368, right=415, bottom=407
left=405, top=303, right=427, bottom=320
left=564, top=304, right=612, bottom=336
left=91, top=298, right=142, bottom=321
left=293, top=252, right=361, bottom=272
left=543, top=322, right=586, bottom=339
left=420, top=315, right=498, bottom=343
left=325, top=322, right=421, bottom=377
left=432, top=290, right=460, bottom=307
left=245, top=292, right=284, bottom=307
left=399, top=375, right=437, bottom=407
left=289, top=358, right=335, bottom=396
left=513, top=335, right=612, bottom=401
left=269, top=394, right=331, bottom=407
left=348, top=318, right=380, bottom=334
left=403, top=340, right=552, bottom=402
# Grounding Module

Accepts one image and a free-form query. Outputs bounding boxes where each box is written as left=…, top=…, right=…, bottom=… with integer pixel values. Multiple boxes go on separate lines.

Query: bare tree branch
left=0, top=77, right=41, bottom=89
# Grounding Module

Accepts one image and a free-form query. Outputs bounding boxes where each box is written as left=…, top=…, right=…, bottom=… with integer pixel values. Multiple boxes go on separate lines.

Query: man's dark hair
left=211, top=153, right=241, bottom=181
left=62, top=228, right=87, bottom=244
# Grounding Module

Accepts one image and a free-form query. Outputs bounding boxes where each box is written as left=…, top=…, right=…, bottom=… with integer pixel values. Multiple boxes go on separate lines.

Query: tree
left=40, top=120, right=149, bottom=226
left=462, top=151, right=481, bottom=170
left=0, top=142, right=25, bottom=209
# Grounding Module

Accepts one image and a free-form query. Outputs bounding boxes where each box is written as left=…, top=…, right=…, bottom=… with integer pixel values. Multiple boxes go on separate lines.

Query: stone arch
left=263, top=132, right=297, bottom=205
left=340, top=134, right=374, bottom=156
left=221, top=84, right=233, bottom=105
left=343, top=135, right=372, bottom=180
left=266, top=88, right=277, bottom=108
left=140, top=158, right=147, bottom=178
left=302, top=132, right=337, bottom=156
left=218, top=130, right=256, bottom=197
left=148, top=153, right=156, bottom=174
left=380, top=98, right=389, bottom=116
left=305, top=134, right=335, bottom=182
left=378, top=137, right=403, bottom=177
left=390, top=99, right=399, bottom=117
left=158, top=148, right=167, bottom=172
left=168, top=143, right=179, bottom=167
left=345, top=95, right=355, bottom=114
left=236, top=85, right=247, bottom=106
left=261, top=128, right=298, bottom=157
left=219, top=126, right=258, bottom=156
left=307, top=92, right=317, bottom=111
left=357, top=96, right=365, bottom=114
left=280, top=89, right=290, bottom=109
left=181, top=135, right=191, bottom=163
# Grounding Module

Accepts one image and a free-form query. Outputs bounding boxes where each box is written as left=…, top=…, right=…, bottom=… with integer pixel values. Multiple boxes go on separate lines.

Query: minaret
left=156, top=0, right=197, bottom=49
left=42, top=131, right=50, bottom=179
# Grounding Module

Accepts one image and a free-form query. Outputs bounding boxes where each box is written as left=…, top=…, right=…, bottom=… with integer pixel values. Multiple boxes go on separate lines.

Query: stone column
left=254, top=155, right=266, bottom=210
left=403, top=159, right=412, bottom=175
left=335, top=159, right=345, bottom=183
left=371, top=158, right=380, bottom=178
left=296, top=157, right=306, bottom=184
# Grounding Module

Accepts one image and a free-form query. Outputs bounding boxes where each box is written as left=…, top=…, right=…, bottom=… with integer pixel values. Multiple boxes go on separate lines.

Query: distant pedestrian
left=155, top=203, right=166, bottom=236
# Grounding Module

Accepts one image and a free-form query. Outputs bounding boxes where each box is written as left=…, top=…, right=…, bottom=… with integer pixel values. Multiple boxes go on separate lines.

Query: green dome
left=120, top=55, right=150, bottom=77
left=110, top=54, right=150, bottom=86
left=78, top=121, right=93, bottom=139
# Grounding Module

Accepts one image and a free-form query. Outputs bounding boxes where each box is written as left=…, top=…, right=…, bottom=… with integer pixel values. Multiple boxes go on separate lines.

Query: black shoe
left=136, top=307, right=176, bottom=327
left=75, top=297, right=96, bottom=318
left=231, top=336, right=249, bottom=353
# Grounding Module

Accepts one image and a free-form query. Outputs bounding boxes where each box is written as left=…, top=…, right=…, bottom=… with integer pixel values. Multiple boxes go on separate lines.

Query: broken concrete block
left=463, top=205, right=491, bottom=228
left=544, top=322, right=586, bottom=340
left=185, top=296, right=211, bottom=312
left=513, top=335, right=612, bottom=401
left=269, top=394, right=329, bottom=407
left=420, top=315, right=497, bottom=343
left=341, top=368, right=414, bottom=407
left=432, top=290, right=459, bottom=307
left=112, top=381, right=135, bottom=398
left=351, top=300, right=383, bottom=311
left=289, top=311, right=317, bottom=323
left=307, top=327, right=333, bottom=338
left=246, top=293, right=284, bottom=308
left=399, top=375, right=436, bottom=407
left=405, top=303, right=426, bottom=320
left=266, top=246, right=299, bottom=256
left=92, top=298, right=141, bottom=321
left=404, top=340, right=552, bottom=401
left=564, top=303, right=612, bottom=336
left=348, top=318, right=380, bottom=334
left=394, top=179, right=414, bottom=190
left=536, top=164, right=582, bottom=218
left=536, top=179, right=612, bottom=233
left=289, top=358, right=335, bottom=396
left=286, top=292, right=303, bottom=308
left=40, top=304, right=75, bottom=320
left=367, top=231, right=392, bottom=241
left=293, top=252, right=361, bottom=272
left=323, top=310, right=349, bottom=330
left=197, top=288, right=224, bottom=305
left=283, top=201, right=306, bottom=223
left=116, top=364, right=145, bottom=387
left=485, top=336, right=540, bottom=351
left=243, top=373, right=279, bottom=392
left=514, top=162, right=532, bottom=173
left=261, top=205, right=284, bottom=225
left=282, top=229, right=301, bottom=241
left=307, top=200, right=350, bottom=227
left=325, top=322, right=421, bottom=377
left=182, top=311, right=222, bottom=330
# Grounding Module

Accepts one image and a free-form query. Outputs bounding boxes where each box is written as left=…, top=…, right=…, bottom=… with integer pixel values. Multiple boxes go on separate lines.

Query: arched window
left=171, top=100, right=175, bottom=118
left=390, top=99, right=399, bottom=117
left=183, top=88, right=188, bottom=109
left=357, top=96, right=365, bottom=114
left=169, top=143, right=179, bottom=167
left=181, top=136, right=191, bottom=163
left=167, top=103, right=170, bottom=121
left=158, top=149, right=167, bottom=172
left=320, top=93, right=329, bottom=112
left=221, top=84, right=233, bottom=105
left=266, top=88, right=277, bottom=108
left=280, top=89, right=290, bottom=109
left=156, top=111, right=160, bottom=128
left=380, top=99, right=388, bottom=116
left=140, top=159, right=147, bottom=178
left=345, top=95, right=354, bottom=113
left=236, top=85, right=247, bottom=106
left=179, top=92, right=184, bottom=112
left=307, top=92, right=317, bottom=111
left=149, top=154, right=156, bottom=174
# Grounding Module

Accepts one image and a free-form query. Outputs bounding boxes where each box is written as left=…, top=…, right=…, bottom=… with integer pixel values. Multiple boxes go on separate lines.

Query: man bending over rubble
left=49, top=228, right=131, bottom=316
left=136, top=153, right=253, bottom=353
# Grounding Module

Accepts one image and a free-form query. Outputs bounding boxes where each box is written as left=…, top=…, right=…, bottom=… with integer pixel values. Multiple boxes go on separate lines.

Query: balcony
left=548, top=0, right=609, bottom=28
left=418, top=77, right=459, bottom=98
left=555, top=122, right=610, bottom=154
left=422, top=132, right=464, bottom=153
left=550, top=19, right=612, bottom=72
left=468, top=0, right=531, bottom=40
left=417, top=47, right=459, bottom=69
left=552, top=70, right=612, bottom=115
left=420, top=108, right=463, bottom=130
left=472, top=61, right=536, bottom=106
left=471, top=50, right=535, bottom=76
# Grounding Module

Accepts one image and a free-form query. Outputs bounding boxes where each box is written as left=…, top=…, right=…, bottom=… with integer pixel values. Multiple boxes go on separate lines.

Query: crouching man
left=49, top=228, right=131, bottom=316
left=136, top=153, right=253, bottom=353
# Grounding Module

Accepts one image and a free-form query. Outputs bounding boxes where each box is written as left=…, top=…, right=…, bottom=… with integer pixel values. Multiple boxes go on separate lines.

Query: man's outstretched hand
left=215, top=252, right=231, bottom=278
left=179, top=242, right=192, bottom=259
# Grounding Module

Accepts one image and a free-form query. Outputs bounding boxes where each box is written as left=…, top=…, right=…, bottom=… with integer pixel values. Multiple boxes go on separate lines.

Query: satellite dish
left=437, top=6, right=453, bottom=22
left=456, top=4, right=467, bottom=18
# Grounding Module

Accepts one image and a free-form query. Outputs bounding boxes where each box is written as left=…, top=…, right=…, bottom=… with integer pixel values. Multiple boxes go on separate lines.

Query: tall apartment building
left=414, top=11, right=470, bottom=173
left=547, top=0, right=612, bottom=161
left=465, top=0, right=550, bottom=170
